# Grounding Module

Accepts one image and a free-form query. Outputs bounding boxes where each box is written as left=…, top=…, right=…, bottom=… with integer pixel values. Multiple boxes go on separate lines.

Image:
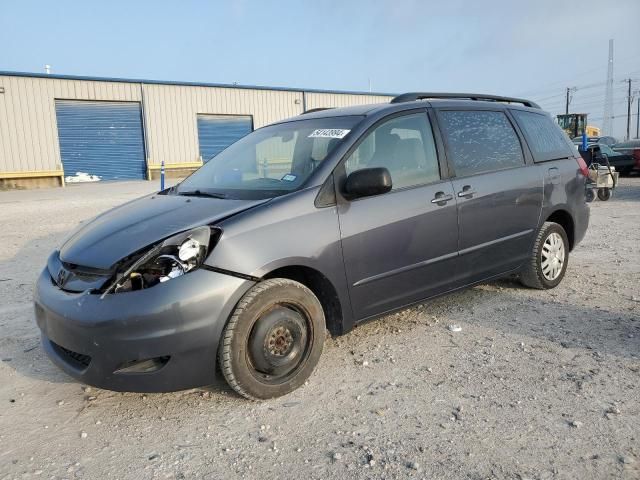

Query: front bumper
left=34, top=266, right=254, bottom=392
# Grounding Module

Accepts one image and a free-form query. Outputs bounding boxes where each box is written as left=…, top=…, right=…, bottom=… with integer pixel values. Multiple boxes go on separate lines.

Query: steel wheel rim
left=541, top=232, right=565, bottom=281
left=247, top=303, right=312, bottom=384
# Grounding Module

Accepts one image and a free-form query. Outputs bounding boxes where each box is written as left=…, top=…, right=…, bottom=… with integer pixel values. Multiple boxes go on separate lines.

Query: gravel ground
left=0, top=178, right=639, bottom=480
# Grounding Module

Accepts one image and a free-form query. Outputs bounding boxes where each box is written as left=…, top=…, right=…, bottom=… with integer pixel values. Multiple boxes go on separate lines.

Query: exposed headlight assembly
left=102, top=226, right=217, bottom=297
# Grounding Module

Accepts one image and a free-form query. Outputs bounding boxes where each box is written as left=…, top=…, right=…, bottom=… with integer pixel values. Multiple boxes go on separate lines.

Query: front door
left=437, top=109, right=543, bottom=283
left=337, top=111, right=460, bottom=320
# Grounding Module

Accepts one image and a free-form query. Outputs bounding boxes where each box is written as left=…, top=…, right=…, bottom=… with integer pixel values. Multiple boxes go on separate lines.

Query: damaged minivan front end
left=34, top=194, right=264, bottom=392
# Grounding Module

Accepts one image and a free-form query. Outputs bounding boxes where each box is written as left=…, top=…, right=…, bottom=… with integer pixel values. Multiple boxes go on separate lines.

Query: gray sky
left=1, top=0, right=639, bottom=136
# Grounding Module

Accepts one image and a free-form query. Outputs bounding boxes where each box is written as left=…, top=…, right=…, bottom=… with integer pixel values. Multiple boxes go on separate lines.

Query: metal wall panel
left=197, top=114, right=252, bottom=162
left=55, top=100, right=146, bottom=180
left=0, top=75, right=141, bottom=175
left=304, top=92, right=392, bottom=111
left=141, top=84, right=304, bottom=168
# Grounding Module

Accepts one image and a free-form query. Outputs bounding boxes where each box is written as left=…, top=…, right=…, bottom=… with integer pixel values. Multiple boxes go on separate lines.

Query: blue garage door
left=197, top=114, right=252, bottom=162
left=55, top=100, right=146, bottom=181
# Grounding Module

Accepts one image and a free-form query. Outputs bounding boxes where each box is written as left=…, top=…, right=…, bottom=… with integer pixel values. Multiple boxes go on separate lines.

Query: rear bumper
left=34, top=266, right=254, bottom=392
left=573, top=198, right=590, bottom=248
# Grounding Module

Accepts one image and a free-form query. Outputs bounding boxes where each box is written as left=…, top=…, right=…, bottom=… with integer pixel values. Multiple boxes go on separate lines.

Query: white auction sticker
left=308, top=128, right=351, bottom=139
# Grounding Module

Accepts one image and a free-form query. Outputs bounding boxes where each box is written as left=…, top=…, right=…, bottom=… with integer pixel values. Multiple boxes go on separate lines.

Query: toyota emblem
left=57, top=268, right=68, bottom=287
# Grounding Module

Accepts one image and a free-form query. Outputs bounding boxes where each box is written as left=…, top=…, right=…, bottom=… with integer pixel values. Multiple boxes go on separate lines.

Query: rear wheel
left=519, top=222, right=569, bottom=289
left=597, top=188, right=612, bottom=201
left=219, top=278, right=325, bottom=400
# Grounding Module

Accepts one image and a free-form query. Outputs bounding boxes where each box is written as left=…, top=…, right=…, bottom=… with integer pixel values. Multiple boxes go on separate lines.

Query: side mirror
left=344, top=167, right=392, bottom=199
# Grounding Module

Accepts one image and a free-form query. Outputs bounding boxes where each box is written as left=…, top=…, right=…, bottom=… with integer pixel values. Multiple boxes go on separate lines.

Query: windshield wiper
left=178, top=190, right=227, bottom=199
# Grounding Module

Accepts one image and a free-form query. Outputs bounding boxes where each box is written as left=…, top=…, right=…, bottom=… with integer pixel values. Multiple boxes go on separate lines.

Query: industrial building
left=0, top=71, right=393, bottom=189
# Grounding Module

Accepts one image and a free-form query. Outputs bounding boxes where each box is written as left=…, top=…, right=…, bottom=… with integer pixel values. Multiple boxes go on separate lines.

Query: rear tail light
left=576, top=157, right=589, bottom=177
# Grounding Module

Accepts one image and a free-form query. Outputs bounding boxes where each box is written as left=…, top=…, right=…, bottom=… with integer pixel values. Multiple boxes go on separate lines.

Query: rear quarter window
left=511, top=110, right=575, bottom=162
left=438, top=110, right=525, bottom=177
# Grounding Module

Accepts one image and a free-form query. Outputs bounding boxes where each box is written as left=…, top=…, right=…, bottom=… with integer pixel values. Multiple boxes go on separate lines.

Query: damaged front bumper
left=34, top=261, right=254, bottom=392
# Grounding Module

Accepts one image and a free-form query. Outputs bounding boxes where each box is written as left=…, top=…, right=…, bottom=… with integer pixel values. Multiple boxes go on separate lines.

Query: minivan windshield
left=176, top=115, right=362, bottom=200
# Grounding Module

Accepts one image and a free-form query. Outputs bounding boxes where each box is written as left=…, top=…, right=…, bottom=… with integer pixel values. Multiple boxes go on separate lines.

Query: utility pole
left=636, top=89, right=640, bottom=139
left=624, top=78, right=632, bottom=140
left=565, top=87, right=576, bottom=115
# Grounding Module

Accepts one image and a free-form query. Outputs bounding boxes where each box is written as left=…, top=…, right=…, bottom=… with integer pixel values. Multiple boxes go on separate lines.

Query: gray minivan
left=35, top=93, right=590, bottom=399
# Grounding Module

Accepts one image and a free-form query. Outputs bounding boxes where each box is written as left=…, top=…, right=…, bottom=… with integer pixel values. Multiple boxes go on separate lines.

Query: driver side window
left=345, top=113, right=440, bottom=190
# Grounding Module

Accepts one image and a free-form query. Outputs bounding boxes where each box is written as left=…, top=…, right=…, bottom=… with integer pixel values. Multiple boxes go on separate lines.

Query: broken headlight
left=102, top=226, right=216, bottom=296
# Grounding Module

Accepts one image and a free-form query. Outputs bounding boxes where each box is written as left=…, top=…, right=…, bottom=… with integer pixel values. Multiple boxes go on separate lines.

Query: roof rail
left=300, top=107, right=334, bottom=115
left=390, top=92, right=540, bottom=109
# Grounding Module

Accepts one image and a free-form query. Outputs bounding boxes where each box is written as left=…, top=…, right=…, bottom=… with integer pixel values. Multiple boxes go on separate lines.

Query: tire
left=218, top=278, right=325, bottom=400
left=597, top=188, right=612, bottom=201
left=619, top=168, right=632, bottom=177
left=585, top=188, right=595, bottom=203
left=519, top=222, right=569, bottom=289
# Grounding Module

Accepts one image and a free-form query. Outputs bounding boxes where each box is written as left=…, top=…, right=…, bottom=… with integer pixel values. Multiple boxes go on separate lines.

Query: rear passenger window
left=512, top=110, right=574, bottom=162
left=439, top=110, right=524, bottom=177
left=345, top=113, right=440, bottom=190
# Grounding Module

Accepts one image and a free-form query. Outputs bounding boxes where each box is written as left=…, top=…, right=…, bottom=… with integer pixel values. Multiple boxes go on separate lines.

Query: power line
left=514, top=53, right=640, bottom=97
left=539, top=87, right=628, bottom=107
left=541, top=87, right=629, bottom=115
left=529, top=79, right=631, bottom=104
left=543, top=100, right=626, bottom=114
left=542, top=93, right=628, bottom=108
left=588, top=113, right=638, bottom=122
left=533, top=92, right=567, bottom=102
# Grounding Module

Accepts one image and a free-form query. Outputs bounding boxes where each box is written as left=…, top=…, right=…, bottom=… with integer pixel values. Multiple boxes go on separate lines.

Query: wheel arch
left=545, top=209, right=575, bottom=250
left=262, top=265, right=345, bottom=336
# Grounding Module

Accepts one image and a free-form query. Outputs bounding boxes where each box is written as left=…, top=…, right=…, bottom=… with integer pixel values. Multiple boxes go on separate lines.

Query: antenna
left=602, top=39, right=614, bottom=136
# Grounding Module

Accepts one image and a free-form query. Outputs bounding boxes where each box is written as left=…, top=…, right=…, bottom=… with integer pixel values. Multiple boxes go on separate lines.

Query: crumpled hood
left=59, top=193, right=268, bottom=270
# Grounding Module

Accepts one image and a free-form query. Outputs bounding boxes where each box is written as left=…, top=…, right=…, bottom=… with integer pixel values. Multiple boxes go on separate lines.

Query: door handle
left=457, top=185, right=476, bottom=198
left=431, top=192, right=454, bottom=205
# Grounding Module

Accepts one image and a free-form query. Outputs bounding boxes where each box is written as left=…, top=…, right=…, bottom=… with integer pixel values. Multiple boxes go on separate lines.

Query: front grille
left=51, top=341, right=92, bottom=369
left=48, top=256, right=112, bottom=293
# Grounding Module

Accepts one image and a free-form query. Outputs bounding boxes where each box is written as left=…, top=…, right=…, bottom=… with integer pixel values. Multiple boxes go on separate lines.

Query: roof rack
left=390, top=92, right=540, bottom=109
left=300, top=107, right=334, bottom=115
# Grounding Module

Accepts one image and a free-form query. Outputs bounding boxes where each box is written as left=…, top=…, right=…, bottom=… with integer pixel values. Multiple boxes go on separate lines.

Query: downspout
left=139, top=82, right=151, bottom=180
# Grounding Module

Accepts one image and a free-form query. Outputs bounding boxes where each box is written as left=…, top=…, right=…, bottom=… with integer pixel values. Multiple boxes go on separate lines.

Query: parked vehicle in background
left=612, top=139, right=640, bottom=175
left=580, top=143, right=637, bottom=176
left=34, top=92, right=590, bottom=400
left=572, top=136, right=618, bottom=147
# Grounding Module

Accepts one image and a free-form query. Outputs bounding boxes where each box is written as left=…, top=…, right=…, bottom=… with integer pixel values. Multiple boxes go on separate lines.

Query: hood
left=59, top=193, right=268, bottom=269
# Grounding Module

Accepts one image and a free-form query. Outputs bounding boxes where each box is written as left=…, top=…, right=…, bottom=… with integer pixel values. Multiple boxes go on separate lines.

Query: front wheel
left=519, top=222, right=569, bottom=289
left=585, top=188, right=596, bottom=203
left=218, top=278, right=325, bottom=400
